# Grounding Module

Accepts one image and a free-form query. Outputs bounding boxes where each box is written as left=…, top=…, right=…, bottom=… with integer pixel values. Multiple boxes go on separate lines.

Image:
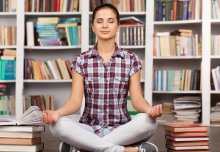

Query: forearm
left=132, top=96, right=151, bottom=113
left=56, top=99, right=81, bottom=117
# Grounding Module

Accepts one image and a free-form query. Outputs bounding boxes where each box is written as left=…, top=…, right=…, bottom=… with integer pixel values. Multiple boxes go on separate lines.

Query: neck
left=97, top=39, right=116, bottom=54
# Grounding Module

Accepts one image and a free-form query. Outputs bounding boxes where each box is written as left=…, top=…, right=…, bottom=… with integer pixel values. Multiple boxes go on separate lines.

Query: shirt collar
left=89, top=43, right=125, bottom=59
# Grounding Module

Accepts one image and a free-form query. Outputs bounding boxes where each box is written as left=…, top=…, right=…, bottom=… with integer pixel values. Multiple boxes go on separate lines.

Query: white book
left=0, top=131, right=41, bottom=138
left=0, top=144, right=43, bottom=152
left=26, top=21, right=35, bottom=46
left=166, top=136, right=209, bottom=142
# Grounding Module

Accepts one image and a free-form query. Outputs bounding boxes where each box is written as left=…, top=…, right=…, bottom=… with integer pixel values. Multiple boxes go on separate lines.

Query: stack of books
left=163, top=123, right=210, bottom=152
left=211, top=102, right=220, bottom=125
left=173, top=96, right=201, bottom=123
left=0, top=106, right=45, bottom=152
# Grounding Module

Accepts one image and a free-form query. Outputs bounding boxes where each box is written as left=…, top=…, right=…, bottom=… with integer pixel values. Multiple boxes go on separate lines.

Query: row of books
left=154, top=30, right=201, bottom=57
left=24, top=58, right=72, bottom=80
left=155, top=0, right=201, bottom=21
left=25, top=0, right=80, bottom=12
left=164, top=123, right=209, bottom=152
left=211, top=34, right=220, bottom=55
left=153, top=69, right=201, bottom=91
left=90, top=0, right=145, bottom=12
left=211, top=102, right=220, bottom=125
left=26, top=17, right=81, bottom=46
left=211, top=66, right=220, bottom=91
left=23, top=95, right=55, bottom=112
left=119, top=16, right=145, bottom=45
left=211, top=0, right=220, bottom=19
left=0, top=59, right=16, bottom=80
left=0, top=25, right=17, bottom=46
left=119, top=25, right=145, bottom=46
left=0, top=0, right=17, bottom=12
left=0, top=95, right=15, bottom=116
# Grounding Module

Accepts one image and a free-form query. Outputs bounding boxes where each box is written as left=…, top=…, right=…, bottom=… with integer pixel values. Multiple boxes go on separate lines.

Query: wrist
left=56, top=110, right=62, bottom=117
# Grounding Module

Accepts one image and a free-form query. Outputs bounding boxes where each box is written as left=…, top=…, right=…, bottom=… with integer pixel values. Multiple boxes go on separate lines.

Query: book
left=166, top=140, right=209, bottom=147
left=0, top=106, right=43, bottom=125
left=0, top=144, right=43, bottom=152
left=167, top=149, right=209, bottom=152
left=0, top=137, right=41, bottom=145
left=0, top=125, right=44, bottom=132
left=163, top=124, right=207, bottom=132
left=0, top=131, right=41, bottom=138
left=167, top=145, right=209, bottom=150
left=165, top=130, right=208, bottom=137
left=166, top=135, right=209, bottom=141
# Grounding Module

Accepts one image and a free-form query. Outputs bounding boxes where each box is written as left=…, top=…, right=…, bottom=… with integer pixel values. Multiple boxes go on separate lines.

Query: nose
left=103, top=21, right=108, bottom=28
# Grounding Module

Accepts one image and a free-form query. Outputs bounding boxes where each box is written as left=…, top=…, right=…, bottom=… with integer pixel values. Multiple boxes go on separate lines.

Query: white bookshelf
left=145, top=0, right=213, bottom=126
left=1, top=0, right=216, bottom=126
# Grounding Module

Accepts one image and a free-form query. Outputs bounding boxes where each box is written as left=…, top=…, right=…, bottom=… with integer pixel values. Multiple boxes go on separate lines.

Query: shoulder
left=74, top=49, right=93, bottom=61
left=119, top=47, right=139, bottom=60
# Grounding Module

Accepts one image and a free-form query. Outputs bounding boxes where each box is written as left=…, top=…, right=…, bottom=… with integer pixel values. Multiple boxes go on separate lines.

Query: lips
left=101, top=31, right=110, bottom=34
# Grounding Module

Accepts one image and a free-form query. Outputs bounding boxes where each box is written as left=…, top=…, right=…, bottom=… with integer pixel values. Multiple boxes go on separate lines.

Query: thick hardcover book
left=165, top=130, right=208, bottom=137
left=0, top=144, right=43, bottom=152
left=166, top=140, right=209, bottom=147
left=163, top=124, right=207, bottom=132
left=0, top=137, right=41, bottom=145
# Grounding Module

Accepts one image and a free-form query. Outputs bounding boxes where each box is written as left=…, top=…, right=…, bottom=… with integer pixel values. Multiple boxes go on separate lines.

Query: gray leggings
left=50, top=113, right=157, bottom=152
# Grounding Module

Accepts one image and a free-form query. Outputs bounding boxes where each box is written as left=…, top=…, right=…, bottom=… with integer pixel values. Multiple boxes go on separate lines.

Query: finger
left=42, top=112, right=47, bottom=122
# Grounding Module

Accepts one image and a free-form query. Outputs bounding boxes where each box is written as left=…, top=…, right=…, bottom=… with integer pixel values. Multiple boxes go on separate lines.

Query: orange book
left=0, top=137, right=41, bottom=145
left=163, top=124, right=207, bottom=132
left=165, top=130, right=208, bottom=138
left=166, top=140, right=209, bottom=147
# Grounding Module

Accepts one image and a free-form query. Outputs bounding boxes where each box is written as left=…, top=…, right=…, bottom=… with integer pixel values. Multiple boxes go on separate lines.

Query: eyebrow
left=96, top=18, right=116, bottom=20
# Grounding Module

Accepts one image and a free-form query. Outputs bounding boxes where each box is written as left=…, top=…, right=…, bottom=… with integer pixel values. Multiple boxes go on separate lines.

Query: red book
left=55, top=0, right=60, bottom=12
left=163, top=124, right=207, bottom=132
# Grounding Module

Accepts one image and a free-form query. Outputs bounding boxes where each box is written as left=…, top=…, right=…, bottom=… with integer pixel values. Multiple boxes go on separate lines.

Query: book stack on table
left=163, top=123, right=210, bottom=152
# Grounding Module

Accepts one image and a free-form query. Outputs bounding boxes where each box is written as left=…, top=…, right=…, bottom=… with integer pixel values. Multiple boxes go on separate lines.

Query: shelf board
left=211, top=56, right=220, bottom=59
left=24, top=80, right=72, bottom=83
left=153, top=56, right=202, bottom=59
left=0, top=46, right=17, bottom=49
left=24, top=46, right=81, bottom=50
left=154, top=20, right=202, bottom=25
left=211, top=91, right=220, bottom=94
left=0, top=80, right=16, bottom=83
left=0, top=12, right=17, bottom=16
left=25, top=12, right=81, bottom=16
left=153, top=90, right=202, bottom=94
left=211, top=19, right=220, bottom=24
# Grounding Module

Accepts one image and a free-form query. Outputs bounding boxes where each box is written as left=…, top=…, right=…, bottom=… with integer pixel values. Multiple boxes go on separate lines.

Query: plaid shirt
left=71, top=44, right=142, bottom=133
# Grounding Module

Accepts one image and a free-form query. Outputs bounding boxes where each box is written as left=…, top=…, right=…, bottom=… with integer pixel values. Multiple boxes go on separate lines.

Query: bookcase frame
left=1, top=0, right=217, bottom=126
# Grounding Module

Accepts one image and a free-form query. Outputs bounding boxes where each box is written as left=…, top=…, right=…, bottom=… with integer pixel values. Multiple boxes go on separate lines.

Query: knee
left=134, top=113, right=157, bottom=133
left=50, top=117, right=73, bottom=139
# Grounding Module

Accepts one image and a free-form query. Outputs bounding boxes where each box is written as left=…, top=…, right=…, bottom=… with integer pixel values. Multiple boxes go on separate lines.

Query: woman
left=43, top=3, right=162, bottom=152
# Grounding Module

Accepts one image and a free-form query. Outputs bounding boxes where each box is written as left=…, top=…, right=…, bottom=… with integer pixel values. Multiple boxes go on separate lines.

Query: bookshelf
left=146, top=0, right=213, bottom=126
left=1, top=0, right=217, bottom=127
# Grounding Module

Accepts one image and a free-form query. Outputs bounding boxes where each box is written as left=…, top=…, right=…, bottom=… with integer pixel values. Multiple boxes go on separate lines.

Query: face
left=92, top=8, right=119, bottom=41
